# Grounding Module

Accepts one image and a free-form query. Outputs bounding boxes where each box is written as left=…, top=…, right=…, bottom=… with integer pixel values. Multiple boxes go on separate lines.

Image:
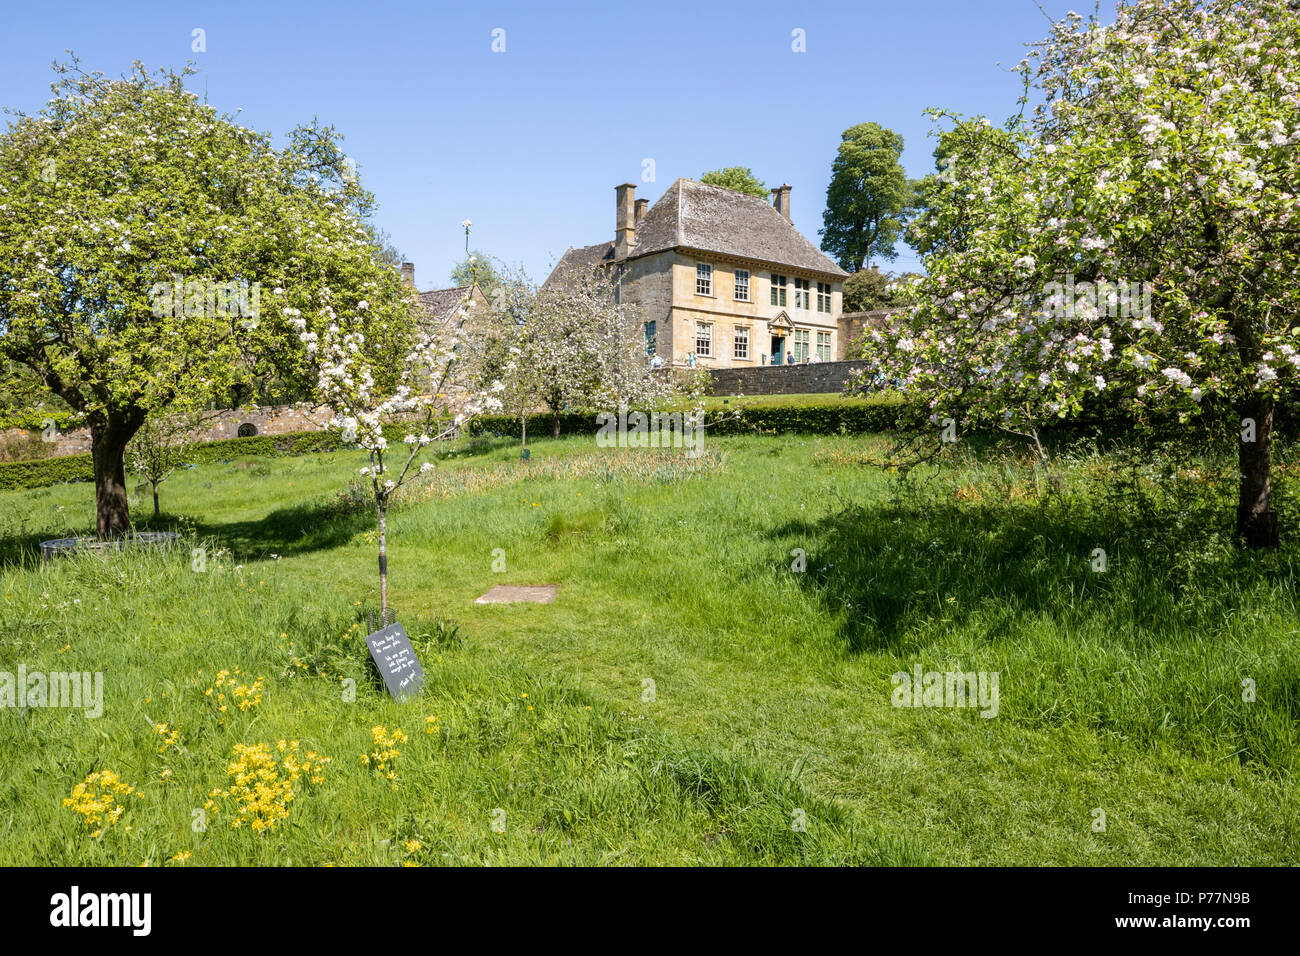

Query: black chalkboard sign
left=364, top=622, right=426, bottom=700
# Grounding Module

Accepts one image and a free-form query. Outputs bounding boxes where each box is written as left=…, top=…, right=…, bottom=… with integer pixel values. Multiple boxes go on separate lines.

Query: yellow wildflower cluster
left=207, top=741, right=331, bottom=832
left=425, top=715, right=440, bottom=735
left=63, top=770, right=143, bottom=837
left=203, top=668, right=265, bottom=719
left=153, top=722, right=180, bottom=754
left=361, top=725, right=407, bottom=781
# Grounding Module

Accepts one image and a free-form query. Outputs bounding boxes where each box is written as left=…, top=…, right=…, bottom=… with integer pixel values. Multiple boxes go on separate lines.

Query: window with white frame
left=792, top=329, right=810, bottom=361
left=817, top=282, right=832, bottom=313
left=696, top=263, right=713, bottom=296
left=695, top=321, right=712, bottom=357
left=644, top=320, right=657, bottom=356
left=816, top=331, right=831, bottom=361
left=733, top=326, right=750, bottom=360
left=734, top=269, right=750, bottom=302
left=794, top=277, right=810, bottom=309
left=770, top=274, right=787, bottom=307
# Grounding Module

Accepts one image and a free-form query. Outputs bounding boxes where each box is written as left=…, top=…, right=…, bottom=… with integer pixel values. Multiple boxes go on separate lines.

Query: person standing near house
left=785, top=349, right=795, bottom=365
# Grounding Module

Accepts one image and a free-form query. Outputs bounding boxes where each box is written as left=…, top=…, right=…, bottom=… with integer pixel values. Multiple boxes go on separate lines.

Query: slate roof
left=417, top=286, right=474, bottom=323
left=548, top=178, right=848, bottom=284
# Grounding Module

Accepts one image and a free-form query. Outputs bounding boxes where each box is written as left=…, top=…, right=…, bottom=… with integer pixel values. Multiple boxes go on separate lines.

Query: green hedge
left=466, top=397, right=908, bottom=440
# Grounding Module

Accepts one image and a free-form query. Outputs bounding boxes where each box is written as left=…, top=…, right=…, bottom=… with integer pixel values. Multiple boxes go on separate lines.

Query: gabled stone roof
left=548, top=178, right=848, bottom=284
left=417, top=285, right=474, bottom=323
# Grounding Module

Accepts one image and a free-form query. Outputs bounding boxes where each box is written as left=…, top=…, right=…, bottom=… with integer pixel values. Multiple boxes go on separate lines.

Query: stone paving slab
left=474, top=585, right=558, bottom=604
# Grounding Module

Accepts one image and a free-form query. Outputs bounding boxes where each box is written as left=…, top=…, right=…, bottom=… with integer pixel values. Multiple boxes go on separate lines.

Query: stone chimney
left=772, top=183, right=791, bottom=221
left=615, top=183, right=637, bottom=259
left=401, top=261, right=416, bottom=289
left=635, top=198, right=649, bottom=224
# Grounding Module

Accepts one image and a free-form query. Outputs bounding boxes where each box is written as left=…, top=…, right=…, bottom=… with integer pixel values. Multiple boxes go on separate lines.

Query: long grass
left=0, top=430, right=1296, bottom=864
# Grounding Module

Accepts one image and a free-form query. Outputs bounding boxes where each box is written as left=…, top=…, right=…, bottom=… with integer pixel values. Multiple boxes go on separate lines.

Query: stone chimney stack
left=615, top=183, right=637, bottom=259
left=635, top=198, right=649, bottom=224
left=772, top=184, right=791, bottom=221
left=401, top=261, right=416, bottom=289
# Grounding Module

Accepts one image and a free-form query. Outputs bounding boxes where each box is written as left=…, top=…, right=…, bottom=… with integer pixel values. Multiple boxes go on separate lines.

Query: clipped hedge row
left=465, top=398, right=908, bottom=440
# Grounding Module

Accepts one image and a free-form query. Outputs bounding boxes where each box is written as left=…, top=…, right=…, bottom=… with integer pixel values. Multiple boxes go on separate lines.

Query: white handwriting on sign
left=367, top=625, right=425, bottom=699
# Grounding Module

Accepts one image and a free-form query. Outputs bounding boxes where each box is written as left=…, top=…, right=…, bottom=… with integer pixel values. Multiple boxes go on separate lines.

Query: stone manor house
left=547, top=178, right=848, bottom=369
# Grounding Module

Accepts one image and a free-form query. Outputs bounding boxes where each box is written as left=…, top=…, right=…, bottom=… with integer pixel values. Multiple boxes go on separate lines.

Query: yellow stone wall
left=662, top=253, right=841, bottom=368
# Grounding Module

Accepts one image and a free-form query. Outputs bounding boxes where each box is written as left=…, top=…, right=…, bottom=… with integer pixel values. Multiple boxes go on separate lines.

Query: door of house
left=771, top=335, right=784, bottom=364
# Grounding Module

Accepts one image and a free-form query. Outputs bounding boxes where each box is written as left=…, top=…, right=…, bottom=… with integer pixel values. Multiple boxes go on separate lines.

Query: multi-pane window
left=734, top=326, right=750, bottom=360
left=644, top=320, right=657, bottom=356
left=816, top=331, right=832, bottom=361
left=696, top=263, right=713, bottom=296
left=695, top=321, right=713, bottom=357
left=770, top=274, right=787, bottom=307
left=794, top=277, right=811, bottom=309
left=792, top=329, right=810, bottom=362
left=817, top=282, right=832, bottom=313
left=734, top=269, right=750, bottom=302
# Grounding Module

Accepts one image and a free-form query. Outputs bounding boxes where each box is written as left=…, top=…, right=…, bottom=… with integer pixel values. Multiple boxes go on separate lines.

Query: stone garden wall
left=1, top=403, right=334, bottom=461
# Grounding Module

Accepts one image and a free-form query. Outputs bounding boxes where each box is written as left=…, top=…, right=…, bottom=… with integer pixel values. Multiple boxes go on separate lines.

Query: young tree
left=491, top=266, right=668, bottom=441
left=305, top=299, right=501, bottom=623
left=820, top=123, right=912, bottom=272
left=849, top=0, right=1300, bottom=548
left=0, top=59, right=411, bottom=537
left=700, top=167, right=769, bottom=198
left=127, top=406, right=215, bottom=516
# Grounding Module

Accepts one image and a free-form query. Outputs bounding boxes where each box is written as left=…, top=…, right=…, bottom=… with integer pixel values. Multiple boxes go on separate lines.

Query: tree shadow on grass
left=0, top=498, right=375, bottom=571
left=174, top=501, right=375, bottom=563
left=770, top=487, right=1294, bottom=655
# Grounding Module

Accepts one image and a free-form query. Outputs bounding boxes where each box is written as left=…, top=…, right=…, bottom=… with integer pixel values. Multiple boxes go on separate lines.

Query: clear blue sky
left=1, top=0, right=1085, bottom=284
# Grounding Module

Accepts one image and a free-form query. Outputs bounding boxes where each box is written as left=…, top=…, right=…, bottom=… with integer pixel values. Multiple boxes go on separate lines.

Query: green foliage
left=700, top=166, right=769, bottom=198
left=819, top=123, right=912, bottom=271
left=467, top=397, right=908, bottom=440
left=842, top=269, right=892, bottom=312
left=0, top=58, right=416, bottom=531
left=450, top=250, right=502, bottom=298
left=0, top=408, right=82, bottom=432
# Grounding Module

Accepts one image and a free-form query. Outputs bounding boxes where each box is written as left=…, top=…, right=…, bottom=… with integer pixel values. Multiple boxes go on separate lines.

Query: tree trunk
left=551, top=413, right=561, bottom=439
left=521, top=413, right=527, bottom=454
left=152, top=483, right=160, bottom=517
left=377, top=502, right=389, bottom=616
left=90, top=411, right=144, bottom=539
left=1237, top=393, right=1278, bottom=549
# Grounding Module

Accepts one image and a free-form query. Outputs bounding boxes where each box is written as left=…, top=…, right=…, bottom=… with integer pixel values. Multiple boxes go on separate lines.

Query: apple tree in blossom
left=0, top=60, right=410, bottom=537
left=849, top=0, right=1300, bottom=547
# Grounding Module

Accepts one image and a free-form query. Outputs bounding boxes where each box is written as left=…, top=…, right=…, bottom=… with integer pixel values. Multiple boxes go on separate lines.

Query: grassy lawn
left=1, top=431, right=1297, bottom=865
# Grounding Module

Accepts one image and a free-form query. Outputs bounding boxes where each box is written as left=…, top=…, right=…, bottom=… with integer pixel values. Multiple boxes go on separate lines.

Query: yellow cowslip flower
left=64, top=770, right=140, bottom=832
left=404, top=839, right=421, bottom=853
